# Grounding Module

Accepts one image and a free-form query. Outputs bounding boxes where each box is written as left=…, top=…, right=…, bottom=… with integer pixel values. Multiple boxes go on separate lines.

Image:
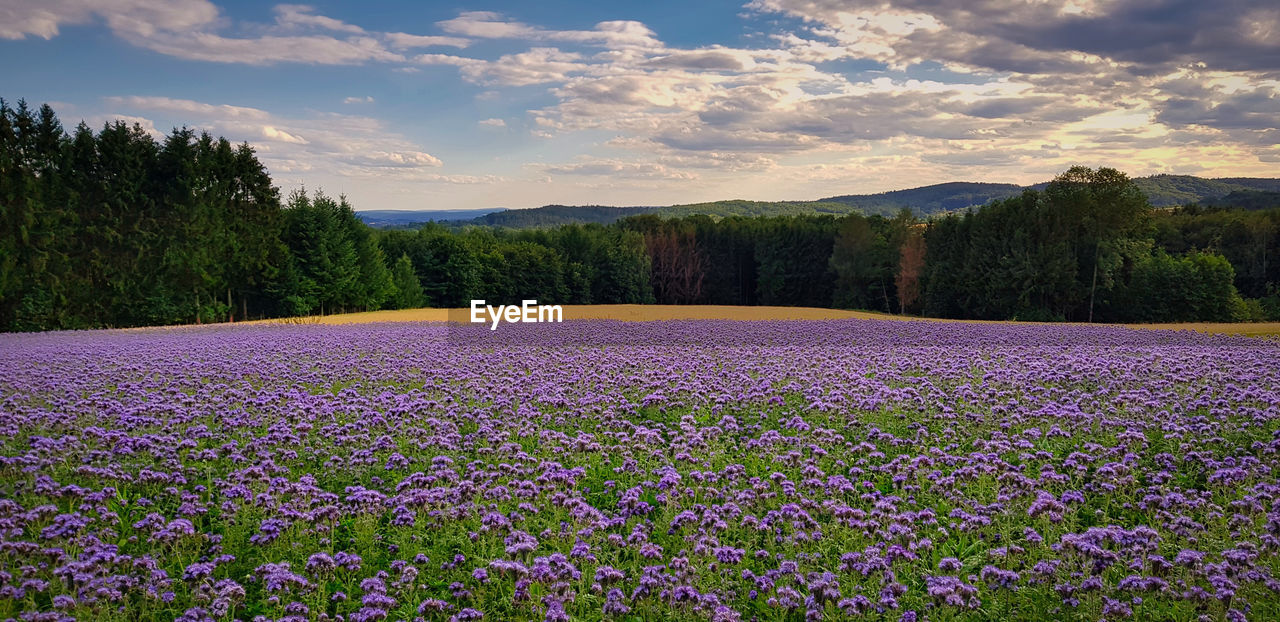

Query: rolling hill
left=357, top=208, right=504, bottom=228
left=1132, top=175, right=1280, bottom=207
left=357, top=174, right=1280, bottom=229
left=818, top=181, right=1024, bottom=215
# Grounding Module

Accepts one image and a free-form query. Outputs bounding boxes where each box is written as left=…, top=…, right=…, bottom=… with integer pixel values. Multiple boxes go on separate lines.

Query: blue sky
left=2, top=0, right=1277, bottom=211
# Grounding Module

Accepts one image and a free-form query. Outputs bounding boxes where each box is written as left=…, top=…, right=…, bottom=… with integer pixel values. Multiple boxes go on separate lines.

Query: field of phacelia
left=1, top=320, right=1278, bottom=622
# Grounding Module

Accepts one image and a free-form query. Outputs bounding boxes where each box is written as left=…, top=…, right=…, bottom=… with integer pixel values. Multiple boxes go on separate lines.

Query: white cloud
left=273, top=4, right=363, bottom=34
left=437, top=11, right=661, bottom=49
left=0, top=0, right=219, bottom=40
left=0, top=0, right=412, bottom=65
left=105, top=96, right=444, bottom=176
left=18, top=3, right=1279, bottom=208
left=459, top=48, right=586, bottom=86
left=414, top=53, right=484, bottom=68
left=106, top=95, right=269, bottom=120
left=541, top=159, right=698, bottom=180
left=262, top=125, right=308, bottom=144
left=135, top=32, right=404, bottom=65
left=385, top=32, right=470, bottom=49
left=78, top=113, right=165, bottom=139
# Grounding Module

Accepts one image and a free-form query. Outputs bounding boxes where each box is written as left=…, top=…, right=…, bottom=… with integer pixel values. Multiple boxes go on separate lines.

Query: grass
left=256, top=304, right=1280, bottom=337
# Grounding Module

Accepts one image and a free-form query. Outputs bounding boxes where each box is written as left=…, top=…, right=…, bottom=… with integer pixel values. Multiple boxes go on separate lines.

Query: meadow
left=1, top=319, right=1279, bottom=621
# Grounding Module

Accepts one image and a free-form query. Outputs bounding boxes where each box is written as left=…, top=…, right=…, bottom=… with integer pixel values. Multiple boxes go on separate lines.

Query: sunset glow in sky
left=3, top=0, right=1278, bottom=210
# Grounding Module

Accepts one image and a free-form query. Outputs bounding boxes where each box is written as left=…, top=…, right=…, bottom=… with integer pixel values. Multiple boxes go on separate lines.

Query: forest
left=3, top=100, right=1278, bottom=331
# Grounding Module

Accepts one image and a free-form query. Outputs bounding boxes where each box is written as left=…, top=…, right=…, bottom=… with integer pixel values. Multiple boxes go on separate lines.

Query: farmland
left=2, top=319, right=1279, bottom=621
left=268, top=304, right=1280, bottom=338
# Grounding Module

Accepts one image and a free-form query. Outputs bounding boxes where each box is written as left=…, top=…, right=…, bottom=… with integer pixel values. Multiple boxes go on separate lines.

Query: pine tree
left=390, top=253, right=425, bottom=309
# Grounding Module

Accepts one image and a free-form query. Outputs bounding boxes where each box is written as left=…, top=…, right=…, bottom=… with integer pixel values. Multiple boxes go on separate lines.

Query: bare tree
left=645, top=229, right=705, bottom=304
left=895, top=230, right=926, bottom=314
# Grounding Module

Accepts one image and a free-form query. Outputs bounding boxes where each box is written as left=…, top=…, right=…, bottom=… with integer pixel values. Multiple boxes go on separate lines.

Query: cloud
left=106, top=95, right=269, bottom=120
left=438, top=11, right=661, bottom=50
left=385, top=32, right=470, bottom=49
left=132, top=32, right=404, bottom=65
left=0, top=0, right=218, bottom=40
left=541, top=159, right=698, bottom=180
left=645, top=50, right=746, bottom=71
left=19, top=3, right=1279, bottom=208
left=273, top=4, right=363, bottom=34
left=414, top=53, right=484, bottom=68
left=78, top=113, right=165, bottom=139
left=0, top=1, right=423, bottom=65
left=262, top=125, right=308, bottom=144
left=104, top=95, right=444, bottom=176
left=459, top=48, right=586, bottom=86
left=1155, top=83, right=1280, bottom=131
left=747, top=0, right=1280, bottom=77
left=343, top=96, right=375, bottom=104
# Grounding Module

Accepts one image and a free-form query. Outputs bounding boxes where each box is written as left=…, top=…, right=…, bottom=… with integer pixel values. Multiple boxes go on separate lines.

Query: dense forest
left=3, top=100, right=1278, bottom=331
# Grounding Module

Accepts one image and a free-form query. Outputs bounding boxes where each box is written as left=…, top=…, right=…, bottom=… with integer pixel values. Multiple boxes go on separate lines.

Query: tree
left=390, top=253, right=425, bottom=309
left=1044, top=166, right=1151, bottom=322
left=644, top=226, right=705, bottom=304
left=830, top=213, right=899, bottom=311
left=755, top=216, right=838, bottom=307
left=895, top=229, right=925, bottom=314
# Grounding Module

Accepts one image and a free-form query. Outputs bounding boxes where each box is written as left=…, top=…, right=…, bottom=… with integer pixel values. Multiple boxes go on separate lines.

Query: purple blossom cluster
left=0, top=319, right=1278, bottom=621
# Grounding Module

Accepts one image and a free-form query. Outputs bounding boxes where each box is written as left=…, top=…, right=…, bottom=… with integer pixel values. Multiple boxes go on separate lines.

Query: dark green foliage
left=3, top=100, right=1273, bottom=331
left=1152, top=206, right=1280, bottom=299
left=923, top=169, right=1257, bottom=323
left=923, top=191, right=1077, bottom=320
left=277, top=190, right=394, bottom=315
left=618, top=213, right=854, bottom=308
left=1203, top=190, right=1280, bottom=211
left=1, top=102, right=285, bottom=331
left=375, top=223, right=653, bottom=308
left=753, top=216, right=840, bottom=307
left=1133, top=174, right=1280, bottom=207
left=1103, top=250, right=1245, bottom=322
left=389, top=253, right=425, bottom=310
left=829, top=212, right=914, bottom=312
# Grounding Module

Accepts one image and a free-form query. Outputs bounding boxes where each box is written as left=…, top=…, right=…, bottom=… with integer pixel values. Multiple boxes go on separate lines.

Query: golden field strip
left=261, top=304, right=1280, bottom=337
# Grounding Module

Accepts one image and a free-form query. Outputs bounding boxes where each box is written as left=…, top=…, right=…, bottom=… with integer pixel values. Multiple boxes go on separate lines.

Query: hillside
left=468, top=205, right=656, bottom=227
left=657, top=200, right=858, bottom=219
left=1132, top=175, right=1280, bottom=207
left=818, top=181, right=1024, bottom=215
left=1202, top=190, right=1280, bottom=211
left=356, top=174, right=1280, bottom=229
left=357, top=208, right=504, bottom=228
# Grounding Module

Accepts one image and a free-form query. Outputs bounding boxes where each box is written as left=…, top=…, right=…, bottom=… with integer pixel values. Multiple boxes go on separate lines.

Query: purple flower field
left=1, top=320, right=1279, bottom=622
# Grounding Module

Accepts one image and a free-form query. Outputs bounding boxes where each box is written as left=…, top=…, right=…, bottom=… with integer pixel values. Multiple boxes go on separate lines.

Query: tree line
left=3, top=100, right=1278, bottom=331
left=920, top=167, right=1271, bottom=322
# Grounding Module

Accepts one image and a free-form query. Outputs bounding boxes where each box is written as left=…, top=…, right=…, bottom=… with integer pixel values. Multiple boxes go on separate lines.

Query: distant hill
left=357, top=174, right=1280, bottom=229
left=657, top=200, right=859, bottom=218
left=468, top=205, right=657, bottom=227
left=1202, top=190, right=1280, bottom=211
left=819, top=182, right=1025, bottom=215
left=357, top=208, right=503, bottom=228
left=1132, top=175, right=1280, bottom=207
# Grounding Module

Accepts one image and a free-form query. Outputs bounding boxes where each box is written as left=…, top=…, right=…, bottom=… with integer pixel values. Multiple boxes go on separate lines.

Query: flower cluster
left=0, top=319, right=1277, bottom=620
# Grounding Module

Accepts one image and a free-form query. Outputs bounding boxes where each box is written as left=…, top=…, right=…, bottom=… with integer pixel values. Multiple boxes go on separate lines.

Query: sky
left=1, top=0, right=1278, bottom=212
